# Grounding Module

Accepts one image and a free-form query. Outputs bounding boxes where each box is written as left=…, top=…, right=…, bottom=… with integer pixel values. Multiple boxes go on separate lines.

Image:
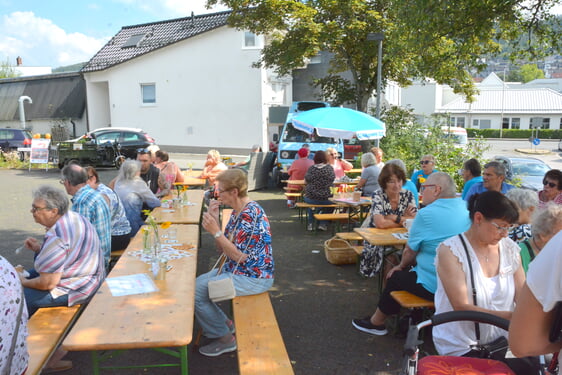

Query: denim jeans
left=304, top=197, right=335, bottom=225
left=195, top=269, right=274, bottom=338
left=24, top=287, right=69, bottom=316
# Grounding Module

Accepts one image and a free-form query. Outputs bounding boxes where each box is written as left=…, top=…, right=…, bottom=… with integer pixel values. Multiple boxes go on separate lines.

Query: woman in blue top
left=197, top=169, right=274, bottom=357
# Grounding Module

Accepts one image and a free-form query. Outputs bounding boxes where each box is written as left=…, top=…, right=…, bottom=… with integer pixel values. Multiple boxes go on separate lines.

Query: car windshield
left=282, top=123, right=337, bottom=144
left=511, top=160, right=550, bottom=176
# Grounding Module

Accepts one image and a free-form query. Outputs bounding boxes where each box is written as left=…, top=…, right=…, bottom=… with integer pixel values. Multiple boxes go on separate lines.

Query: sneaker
left=199, top=337, right=237, bottom=357
left=307, top=224, right=314, bottom=231
left=318, top=224, right=328, bottom=231
left=226, top=319, right=236, bottom=334
left=352, top=317, right=388, bottom=336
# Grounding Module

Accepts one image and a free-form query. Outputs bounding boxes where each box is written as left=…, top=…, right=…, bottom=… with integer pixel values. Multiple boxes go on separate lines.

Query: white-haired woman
left=354, top=152, right=381, bottom=197
left=506, top=188, right=538, bottom=243
left=114, top=160, right=161, bottom=237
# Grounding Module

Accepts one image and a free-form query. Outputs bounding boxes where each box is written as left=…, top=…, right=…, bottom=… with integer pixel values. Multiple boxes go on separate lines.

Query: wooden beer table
left=63, top=224, right=199, bottom=374
left=353, top=227, right=408, bottom=247
left=151, top=190, right=205, bottom=224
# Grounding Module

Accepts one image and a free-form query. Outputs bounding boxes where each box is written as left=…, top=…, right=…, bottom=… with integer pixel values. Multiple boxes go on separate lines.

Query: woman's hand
left=24, top=237, right=41, bottom=253
left=207, top=200, right=220, bottom=222
left=386, top=265, right=404, bottom=279
left=202, top=212, right=220, bottom=235
left=404, top=205, right=417, bottom=217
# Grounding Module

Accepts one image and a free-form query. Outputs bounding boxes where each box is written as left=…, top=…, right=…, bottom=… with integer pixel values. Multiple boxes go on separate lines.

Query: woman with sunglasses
left=433, top=191, right=538, bottom=374
left=326, top=147, right=352, bottom=180
left=537, top=169, right=562, bottom=209
left=411, top=154, right=437, bottom=191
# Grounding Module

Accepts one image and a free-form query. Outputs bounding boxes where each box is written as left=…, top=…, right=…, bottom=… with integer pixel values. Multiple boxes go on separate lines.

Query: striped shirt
left=34, top=211, right=105, bottom=306
left=97, top=183, right=131, bottom=236
left=71, top=185, right=112, bottom=265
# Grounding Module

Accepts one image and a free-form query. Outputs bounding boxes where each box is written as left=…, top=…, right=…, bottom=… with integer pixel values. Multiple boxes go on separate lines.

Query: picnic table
left=281, top=179, right=359, bottom=186
left=178, top=170, right=207, bottom=188
left=63, top=224, right=199, bottom=374
left=331, top=197, right=372, bottom=230
left=151, top=190, right=205, bottom=224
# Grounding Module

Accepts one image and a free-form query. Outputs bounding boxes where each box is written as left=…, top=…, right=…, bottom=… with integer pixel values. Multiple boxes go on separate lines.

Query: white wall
left=401, top=81, right=439, bottom=115
left=84, top=79, right=111, bottom=130
left=84, top=26, right=268, bottom=150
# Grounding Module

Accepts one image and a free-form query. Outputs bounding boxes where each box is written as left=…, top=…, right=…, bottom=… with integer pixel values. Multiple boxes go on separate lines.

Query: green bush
left=467, top=128, right=562, bottom=139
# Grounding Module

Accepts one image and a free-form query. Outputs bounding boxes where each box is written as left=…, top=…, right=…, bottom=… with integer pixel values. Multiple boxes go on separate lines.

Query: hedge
left=466, top=128, right=562, bottom=139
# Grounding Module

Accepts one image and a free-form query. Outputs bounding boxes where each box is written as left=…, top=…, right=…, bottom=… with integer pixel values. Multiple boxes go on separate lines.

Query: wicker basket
left=324, top=237, right=358, bottom=265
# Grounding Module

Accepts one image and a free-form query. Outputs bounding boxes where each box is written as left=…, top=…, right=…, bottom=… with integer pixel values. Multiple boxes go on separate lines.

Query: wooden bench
left=313, top=213, right=352, bottom=233
left=284, top=192, right=302, bottom=202
left=390, top=291, right=434, bottom=334
left=295, top=202, right=338, bottom=222
left=335, top=232, right=364, bottom=243
left=27, top=305, right=82, bottom=375
left=233, top=292, right=294, bottom=375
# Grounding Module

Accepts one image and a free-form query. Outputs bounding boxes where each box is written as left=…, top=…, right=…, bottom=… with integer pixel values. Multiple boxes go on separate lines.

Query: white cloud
left=113, top=0, right=229, bottom=18
left=0, top=11, right=108, bottom=67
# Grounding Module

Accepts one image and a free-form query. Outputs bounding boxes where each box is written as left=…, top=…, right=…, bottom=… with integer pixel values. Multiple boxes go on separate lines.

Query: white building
left=81, top=11, right=290, bottom=153
left=402, top=72, right=562, bottom=130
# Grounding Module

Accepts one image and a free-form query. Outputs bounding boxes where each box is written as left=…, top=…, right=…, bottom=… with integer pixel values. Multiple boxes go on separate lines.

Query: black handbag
left=458, top=234, right=509, bottom=360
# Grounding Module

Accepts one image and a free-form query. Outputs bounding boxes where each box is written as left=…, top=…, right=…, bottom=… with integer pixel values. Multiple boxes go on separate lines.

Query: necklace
left=532, top=237, right=543, bottom=252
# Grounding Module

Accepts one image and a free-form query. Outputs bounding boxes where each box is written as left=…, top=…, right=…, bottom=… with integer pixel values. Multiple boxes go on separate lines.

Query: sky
left=0, top=0, right=229, bottom=68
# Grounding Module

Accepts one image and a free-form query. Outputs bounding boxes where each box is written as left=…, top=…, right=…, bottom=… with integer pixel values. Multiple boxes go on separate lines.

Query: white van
left=441, top=126, right=468, bottom=146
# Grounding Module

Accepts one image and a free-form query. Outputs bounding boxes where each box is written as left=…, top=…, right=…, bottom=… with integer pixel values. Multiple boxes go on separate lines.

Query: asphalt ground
left=1, top=139, right=561, bottom=374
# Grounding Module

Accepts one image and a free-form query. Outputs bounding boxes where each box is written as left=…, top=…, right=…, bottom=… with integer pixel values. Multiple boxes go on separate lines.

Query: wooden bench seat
left=390, top=291, right=435, bottom=309
left=352, top=245, right=363, bottom=256
left=335, top=232, right=364, bottom=242
left=284, top=192, right=302, bottom=199
left=27, top=305, right=82, bottom=375
left=233, top=292, right=294, bottom=375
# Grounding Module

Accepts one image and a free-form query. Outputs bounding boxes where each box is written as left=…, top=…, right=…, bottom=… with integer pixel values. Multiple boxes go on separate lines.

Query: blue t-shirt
left=403, top=179, right=419, bottom=207
left=407, top=197, right=471, bottom=294
left=463, top=181, right=515, bottom=202
left=461, top=176, right=483, bottom=200
left=411, top=169, right=438, bottom=190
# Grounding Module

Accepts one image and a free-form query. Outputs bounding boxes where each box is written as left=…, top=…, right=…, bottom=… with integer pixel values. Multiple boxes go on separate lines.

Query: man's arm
left=386, top=245, right=417, bottom=279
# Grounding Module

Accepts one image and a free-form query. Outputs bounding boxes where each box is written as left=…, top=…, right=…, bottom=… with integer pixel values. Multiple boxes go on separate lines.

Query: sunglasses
left=543, top=180, right=557, bottom=188
left=137, top=148, right=150, bottom=154
left=420, top=160, right=432, bottom=165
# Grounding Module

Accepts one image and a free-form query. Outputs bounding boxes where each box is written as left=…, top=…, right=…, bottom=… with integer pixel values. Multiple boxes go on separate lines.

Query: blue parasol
left=292, top=107, right=385, bottom=140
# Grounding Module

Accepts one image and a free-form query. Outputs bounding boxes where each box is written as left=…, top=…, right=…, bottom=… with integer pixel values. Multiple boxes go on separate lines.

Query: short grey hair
left=485, top=160, right=507, bottom=178
left=427, top=172, right=457, bottom=198
left=361, top=152, right=376, bottom=168
left=33, top=185, right=69, bottom=215
left=385, top=159, right=407, bottom=175
left=117, top=159, right=141, bottom=181
left=531, top=202, right=562, bottom=239
left=506, top=188, right=539, bottom=211
left=61, top=163, right=88, bottom=186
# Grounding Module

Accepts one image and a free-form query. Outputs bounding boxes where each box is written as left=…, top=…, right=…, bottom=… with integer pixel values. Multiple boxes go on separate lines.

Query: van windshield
left=282, top=123, right=337, bottom=144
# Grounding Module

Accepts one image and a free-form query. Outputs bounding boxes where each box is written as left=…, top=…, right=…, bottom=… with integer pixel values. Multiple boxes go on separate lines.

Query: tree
left=0, top=58, right=20, bottom=79
left=207, top=0, right=560, bottom=113
left=520, top=63, right=545, bottom=82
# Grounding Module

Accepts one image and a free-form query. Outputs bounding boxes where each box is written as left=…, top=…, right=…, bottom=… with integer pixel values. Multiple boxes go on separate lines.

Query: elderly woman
left=506, top=188, right=538, bottom=243
left=354, top=152, right=381, bottom=197
left=519, top=202, right=562, bottom=273
left=154, top=150, right=184, bottom=196
left=433, top=191, right=537, bottom=374
left=113, top=160, right=161, bottom=237
left=286, top=147, right=314, bottom=208
left=538, top=169, right=562, bottom=208
left=20, top=185, right=104, bottom=316
left=304, top=150, right=336, bottom=231
left=197, top=169, right=274, bottom=357
left=360, top=163, right=417, bottom=278
left=370, top=146, right=385, bottom=169
left=411, top=154, right=437, bottom=191
left=1, top=256, right=28, bottom=375
left=326, top=147, right=352, bottom=179
left=85, top=166, right=132, bottom=252
left=385, top=159, right=419, bottom=207
left=200, top=149, right=228, bottom=186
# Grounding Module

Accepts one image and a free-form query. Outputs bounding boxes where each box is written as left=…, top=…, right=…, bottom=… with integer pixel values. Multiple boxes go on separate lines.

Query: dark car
left=494, top=155, right=551, bottom=191
left=0, top=128, right=33, bottom=160
left=76, top=127, right=155, bottom=159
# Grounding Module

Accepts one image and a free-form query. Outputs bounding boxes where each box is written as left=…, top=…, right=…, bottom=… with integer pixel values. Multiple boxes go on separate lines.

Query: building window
left=502, top=117, right=509, bottom=129
left=511, top=118, right=520, bottom=129
left=451, top=117, right=465, bottom=128
left=530, top=117, right=550, bottom=129
left=472, top=119, right=491, bottom=129
left=244, top=32, right=257, bottom=47
left=141, top=83, right=156, bottom=104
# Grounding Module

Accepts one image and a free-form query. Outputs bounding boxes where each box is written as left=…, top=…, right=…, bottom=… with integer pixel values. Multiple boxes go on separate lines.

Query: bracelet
left=395, top=214, right=402, bottom=224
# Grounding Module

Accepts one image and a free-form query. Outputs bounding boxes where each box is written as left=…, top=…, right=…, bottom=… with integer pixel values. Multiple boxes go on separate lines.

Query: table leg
left=92, top=351, right=100, bottom=375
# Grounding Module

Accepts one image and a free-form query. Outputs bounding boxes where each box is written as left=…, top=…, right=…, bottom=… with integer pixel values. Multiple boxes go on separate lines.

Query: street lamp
left=367, top=32, right=384, bottom=120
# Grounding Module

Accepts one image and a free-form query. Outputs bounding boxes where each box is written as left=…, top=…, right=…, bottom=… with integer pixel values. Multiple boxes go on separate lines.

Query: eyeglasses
left=137, top=148, right=150, bottom=154
left=31, top=205, right=50, bottom=213
left=217, top=188, right=232, bottom=194
left=59, top=179, right=67, bottom=185
left=489, top=221, right=513, bottom=234
left=420, top=184, right=436, bottom=192
left=543, top=180, right=557, bottom=188
left=420, top=160, right=432, bottom=165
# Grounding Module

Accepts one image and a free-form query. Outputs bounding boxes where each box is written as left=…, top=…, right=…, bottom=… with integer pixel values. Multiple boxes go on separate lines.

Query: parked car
left=494, top=155, right=551, bottom=191
left=0, top=128, right=32, bottom=159
left=72, top=127, right=155, bottom=159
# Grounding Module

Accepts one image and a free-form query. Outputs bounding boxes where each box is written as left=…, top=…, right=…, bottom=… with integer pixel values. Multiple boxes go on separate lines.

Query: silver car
left=494, top=155, right=551, bottom=191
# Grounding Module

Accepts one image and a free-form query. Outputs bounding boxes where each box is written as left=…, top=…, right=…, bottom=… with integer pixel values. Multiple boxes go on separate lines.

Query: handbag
left=208, top=206, right=257, bottom=303
left=458, top=234, right=508, bottom=360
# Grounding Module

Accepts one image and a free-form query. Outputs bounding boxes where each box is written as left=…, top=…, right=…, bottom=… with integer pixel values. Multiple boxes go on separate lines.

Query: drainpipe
left=18, top=96, right=32, bottom=129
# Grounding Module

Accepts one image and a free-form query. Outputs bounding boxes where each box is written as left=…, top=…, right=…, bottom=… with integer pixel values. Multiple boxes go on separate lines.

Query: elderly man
left=352, top=172, right=470, bottom=336
left=61, top=164, right=111, bottom=267
left=463, top=160, right=514, bottom=202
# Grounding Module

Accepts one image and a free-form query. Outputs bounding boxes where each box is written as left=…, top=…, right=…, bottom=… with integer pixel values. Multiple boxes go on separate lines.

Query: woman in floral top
left=197, top=169, right=274, bottom=357
left=0, top=256, right=28, bottom=375
left=304, top=150, right=335, bottom=231
left=360, top=164, right=417, bottom=278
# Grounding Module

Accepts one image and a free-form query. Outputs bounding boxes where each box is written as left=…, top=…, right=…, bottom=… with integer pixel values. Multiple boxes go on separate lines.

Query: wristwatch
left=214, top=230, right=223, bottom=239
left=395, top=215, right=402, bottom=224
